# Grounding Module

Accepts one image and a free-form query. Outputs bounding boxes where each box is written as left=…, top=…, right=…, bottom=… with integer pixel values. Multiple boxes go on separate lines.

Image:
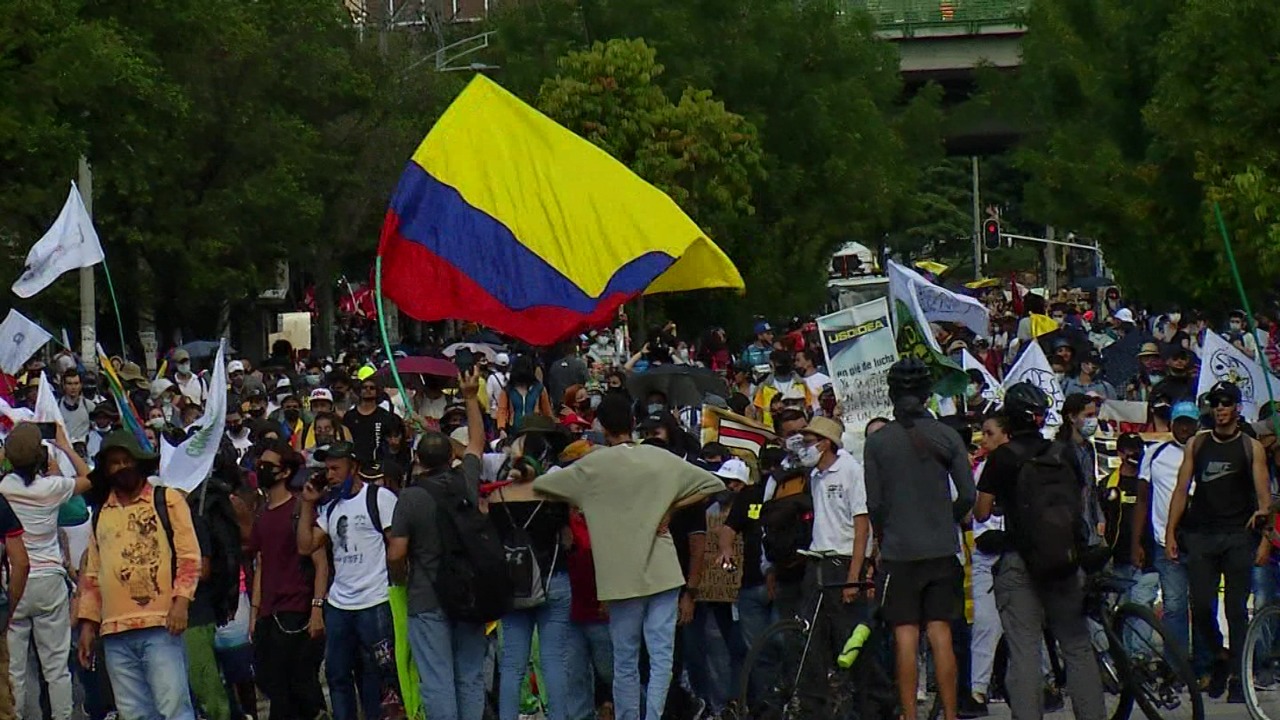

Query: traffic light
left=982, top=219, right=1001, bottom=251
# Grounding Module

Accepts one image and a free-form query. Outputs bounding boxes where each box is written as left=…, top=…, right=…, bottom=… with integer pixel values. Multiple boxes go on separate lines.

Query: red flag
left=1010, top=273, right=1024, bottom=316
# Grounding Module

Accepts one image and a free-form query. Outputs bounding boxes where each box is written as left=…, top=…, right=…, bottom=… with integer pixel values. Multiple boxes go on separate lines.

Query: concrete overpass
left=850, top=0, right=1029, bottom=152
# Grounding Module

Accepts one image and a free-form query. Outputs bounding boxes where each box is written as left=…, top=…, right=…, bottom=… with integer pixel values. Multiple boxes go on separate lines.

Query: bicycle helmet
left=1003, top=381, right=1051, bottom=425
left=886, top=357, right=933, bottom=401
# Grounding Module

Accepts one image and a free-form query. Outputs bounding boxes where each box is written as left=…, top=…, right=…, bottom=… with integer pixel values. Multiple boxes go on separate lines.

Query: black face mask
left=109, top=466, right=147, bottom=494
left=775, top=364, right=794, bottom=377
left=284, top=409, right=301, bottom=422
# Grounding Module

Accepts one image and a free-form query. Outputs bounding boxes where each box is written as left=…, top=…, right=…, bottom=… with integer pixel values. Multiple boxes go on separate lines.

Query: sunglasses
left=256, top=461, right=280, bottom=473
left=1209, top=397, right=1237, bottom=408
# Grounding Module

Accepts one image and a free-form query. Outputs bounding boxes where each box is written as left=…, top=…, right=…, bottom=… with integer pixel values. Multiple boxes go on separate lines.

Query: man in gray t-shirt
left=388, top=370, right=488, bottom=720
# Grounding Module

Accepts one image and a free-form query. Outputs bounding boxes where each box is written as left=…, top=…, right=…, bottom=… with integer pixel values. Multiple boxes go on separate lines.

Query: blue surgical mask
left=647, top=403, right=665, bottom=415
left=305, top=374, right=322, bottom=387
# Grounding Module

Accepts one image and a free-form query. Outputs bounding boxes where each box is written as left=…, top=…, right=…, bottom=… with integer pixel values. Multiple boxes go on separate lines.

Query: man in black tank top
left=1165, top=381, right=1272, bottom=703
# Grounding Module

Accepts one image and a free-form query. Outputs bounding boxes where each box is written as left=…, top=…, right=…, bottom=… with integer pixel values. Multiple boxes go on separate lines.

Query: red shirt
left=249, top=496, right=314, bottom=616
left=567, top=510, right=606, bottom=623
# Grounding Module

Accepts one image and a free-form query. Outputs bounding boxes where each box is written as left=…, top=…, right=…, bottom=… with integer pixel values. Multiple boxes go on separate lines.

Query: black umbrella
left=627, top=364, right=729, bottom=409
left=176, top=340, right=234, bottom=360
left=1101, top=331, right=1151, bottom=388
left=1037, top=327, right=1092, bottom=365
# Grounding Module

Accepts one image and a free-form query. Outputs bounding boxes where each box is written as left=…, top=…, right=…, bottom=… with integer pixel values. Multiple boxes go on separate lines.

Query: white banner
left=0, top=310, right=53, bottom=376
left=12, top=183, right=106, bottom=299
left=962, top=350, right=1003, bottom=403
left=160, top=343, right=227, bottom=492
left=1003, top=342, right=1065, bottom=435
left=817, top=298, right=897, bottom=458
left=33, top=375, right=77, bottom=476
left=1197, top=330, right=1279, bottom=422
left=887, top=260, right=990, bottom=337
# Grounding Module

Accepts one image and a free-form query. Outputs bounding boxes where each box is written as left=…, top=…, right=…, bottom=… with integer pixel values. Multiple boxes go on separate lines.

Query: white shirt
left=486, top=372, right=509, bottom=416
left=802, top=372, right=832, bottom=410
left=1140, top=439, right=1188, bottom=547
left=175, top=373, right=207, bottom=406
left=808, top=449, right=872, bottom=556
left=317, top=483, right=398, bottom=610
left=0, top=473, right=76, bottom=576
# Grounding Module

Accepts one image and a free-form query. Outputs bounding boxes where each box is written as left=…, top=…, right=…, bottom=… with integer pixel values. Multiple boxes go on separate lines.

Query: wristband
left=311, top=598, right=326, bottom=608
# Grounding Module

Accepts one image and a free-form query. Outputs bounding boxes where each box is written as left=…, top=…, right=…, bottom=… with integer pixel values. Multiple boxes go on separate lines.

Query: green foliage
left=1013, top=0, right=1280, bottom=308
left=0, top=0, right=460, bottom=351
left=489, top=0, right=938, bottom=326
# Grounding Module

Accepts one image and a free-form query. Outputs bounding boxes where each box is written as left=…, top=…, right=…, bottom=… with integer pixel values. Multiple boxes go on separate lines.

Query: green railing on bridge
left=849, top=0, right=1028, bottom=35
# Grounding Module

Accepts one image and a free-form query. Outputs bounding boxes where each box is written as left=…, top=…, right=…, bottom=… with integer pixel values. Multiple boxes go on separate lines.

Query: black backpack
left=323, top=483, right=393, bottom=585
left=760, top=471, right=814, bottom=570
left=191, top=482, right=246, bottom=627
left=1010, top=441, right=1085, bottom=580
left=420, top=472, right=513, bottom=623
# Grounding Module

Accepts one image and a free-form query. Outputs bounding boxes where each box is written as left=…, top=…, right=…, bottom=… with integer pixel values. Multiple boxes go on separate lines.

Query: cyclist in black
left=973, top=383, right=1105, bottom=720
left=1165, top=380, right=1271, bottom=703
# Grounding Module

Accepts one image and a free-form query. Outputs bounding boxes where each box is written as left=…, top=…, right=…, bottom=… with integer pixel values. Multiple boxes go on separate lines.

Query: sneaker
left=957, top=694, right=989, bottom=719
left=1207, top=657, right=1230, bottom=699
left=1228, top=677, right=1246, bottom=704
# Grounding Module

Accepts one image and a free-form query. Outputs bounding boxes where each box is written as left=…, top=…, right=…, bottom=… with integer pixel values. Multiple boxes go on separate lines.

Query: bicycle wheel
left=1093, top=633, right=1136, bottom=720
left=739, top=619, right=809, bottom=720
left=1111, top=603, right=1204, bottom=720
left=1245, top=603, right=1280, bottom=720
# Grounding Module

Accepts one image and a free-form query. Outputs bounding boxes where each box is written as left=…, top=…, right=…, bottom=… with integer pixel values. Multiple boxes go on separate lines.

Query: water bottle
left=837, top=623, right=872, bottom=668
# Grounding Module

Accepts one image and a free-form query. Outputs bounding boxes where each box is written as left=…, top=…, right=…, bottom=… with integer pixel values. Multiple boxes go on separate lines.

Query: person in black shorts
left=865, top=359, right=975, bottom=720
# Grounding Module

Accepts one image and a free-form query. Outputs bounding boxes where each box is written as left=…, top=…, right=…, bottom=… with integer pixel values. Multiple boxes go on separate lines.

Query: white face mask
left=1079, top=417, right=1099, bottom=438
left=967, top=383, right=981, bottom=399
left=177, top=362, right=191, bottom=375
left=798, top=444, right=822, bottom=468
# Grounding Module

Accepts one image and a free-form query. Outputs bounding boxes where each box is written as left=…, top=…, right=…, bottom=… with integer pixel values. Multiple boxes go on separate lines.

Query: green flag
left=894, top=299, right=969, bottom=398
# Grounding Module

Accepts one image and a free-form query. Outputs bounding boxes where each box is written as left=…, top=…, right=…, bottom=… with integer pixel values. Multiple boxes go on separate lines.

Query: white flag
left=32, top=375, right=77, bottom=476
left=160, top=342, right=227, bottom=492
left=1197, top=330, right=1279, bottom=422
left=887, top=260, right=990, bottom=337
left=0, top=310, right=53, bottom=376
left=12, top=182, right=105, bottom=299
left=962, top=350, right=1003, bottom=403
left=1003, top=342, right=1065, bottom=436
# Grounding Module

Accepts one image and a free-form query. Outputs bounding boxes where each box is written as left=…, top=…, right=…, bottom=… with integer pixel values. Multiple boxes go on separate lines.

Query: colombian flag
left=378, top=75, right=744, bottom=346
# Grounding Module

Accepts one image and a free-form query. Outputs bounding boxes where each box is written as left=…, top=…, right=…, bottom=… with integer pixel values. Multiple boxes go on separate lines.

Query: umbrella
left=1101, top=331, right=1151, bottom=388
left=175, top=341, right=234, bottom=360
left=442, top=343, right=501, bottom=362
left=377, top=356, right=458, bottom=378
left=462, top=330, right=504, bottom=346
left=1037, top=327, right=1092, bottom=363
left=628, top=364, right=729, bottom=409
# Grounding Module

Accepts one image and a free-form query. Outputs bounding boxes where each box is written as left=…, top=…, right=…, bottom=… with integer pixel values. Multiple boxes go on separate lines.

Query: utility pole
left=77, top=157, right=97, bottom=372
left=971, top=156, right=982, bottom=278
left=1044, top=225, right=1059, bottom=295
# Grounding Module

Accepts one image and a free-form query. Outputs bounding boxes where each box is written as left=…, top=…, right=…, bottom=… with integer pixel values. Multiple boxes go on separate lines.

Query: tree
left=490, top=0, right=939, bottom=325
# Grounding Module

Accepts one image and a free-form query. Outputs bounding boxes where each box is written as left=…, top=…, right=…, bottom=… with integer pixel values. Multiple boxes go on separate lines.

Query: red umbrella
left=377, top=356, right=458, bottom=378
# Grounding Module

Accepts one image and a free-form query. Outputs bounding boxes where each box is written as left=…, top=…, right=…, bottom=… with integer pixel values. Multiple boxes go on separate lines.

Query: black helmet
left=887, top=358, right=933, bottom=400
left=1004, top=381, right=1051, bottom=421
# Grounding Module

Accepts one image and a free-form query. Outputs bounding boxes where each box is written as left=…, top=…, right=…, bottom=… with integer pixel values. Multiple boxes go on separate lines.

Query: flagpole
left=100, top=260, right=129, bottom=361
left=373, top=255, right=414, bottom=420
left=1213, top=202, right=1280, bottom=437
left=77, top=159, right=97, bottom=372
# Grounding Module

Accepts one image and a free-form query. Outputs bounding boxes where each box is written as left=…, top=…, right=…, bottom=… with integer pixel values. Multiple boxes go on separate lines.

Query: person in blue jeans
left=534, top=395, right=724, bottom=720
left=488, top=441, right=574, bottom=720
left=389, top=371, right=490, bottom=720
left=296, top=441, right=401, bottom=720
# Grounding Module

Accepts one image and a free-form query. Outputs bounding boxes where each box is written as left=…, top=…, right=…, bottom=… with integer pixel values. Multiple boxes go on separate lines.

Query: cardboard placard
left=699, top=509, right=744, bottom=603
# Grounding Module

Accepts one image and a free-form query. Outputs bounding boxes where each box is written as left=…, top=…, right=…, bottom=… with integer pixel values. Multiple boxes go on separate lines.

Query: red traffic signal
left=982, top=219, right=1001, bottom=251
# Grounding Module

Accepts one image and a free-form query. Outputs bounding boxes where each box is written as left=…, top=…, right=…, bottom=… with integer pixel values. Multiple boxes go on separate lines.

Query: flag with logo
left=160, top=343, right=228, bottom=492
left=12, top=183, right=105, bottom=298
left=0, top=310, right=53, bottom=375
left=1003, top=342, right=1065, bottom=435
left=892, top=297, right=969, bottom=398
left=962, top=350, right=1002, bottom=403
left=887, top=260, right=990, bottom=335
left=1197, top=330, right=1279, bottom=422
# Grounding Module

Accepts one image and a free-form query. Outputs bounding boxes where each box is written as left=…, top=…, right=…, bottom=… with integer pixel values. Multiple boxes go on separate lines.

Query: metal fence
left=850, top=0, right=1029, bottom=33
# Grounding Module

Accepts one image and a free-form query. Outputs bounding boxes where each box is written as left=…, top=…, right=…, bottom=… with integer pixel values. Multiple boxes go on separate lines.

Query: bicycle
left=1084, top=571, right=1204, bottom=720
left=1242, top=601, right=1280, bottom=720
left=735, top=550, right=889, bottom=720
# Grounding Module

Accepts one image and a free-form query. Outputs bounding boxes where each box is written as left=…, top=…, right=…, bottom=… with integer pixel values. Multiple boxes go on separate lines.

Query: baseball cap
left=449, top=426, right=470, bottom=447
left=227, top=360, right=246, bottom=374
left=4, top=423, right=44, bottom=468
left=754, top=321, right=773, bottom=335
left=276, top=377, right=292, bottom=390
left=1208, top=380, right=1242, bottom=404
left=313, top=441, right=356, bottom=462
left=1113, top=308, right=1135, bottom=324
left=309, top=388, right=334, bottom=403
left=173, top=348, right=191, bottom=362
left=1171, top=401, right=1200, bottom=423
left=713, top=458, right=751, bottom=485
left=494, top=353, right=510, bottom=368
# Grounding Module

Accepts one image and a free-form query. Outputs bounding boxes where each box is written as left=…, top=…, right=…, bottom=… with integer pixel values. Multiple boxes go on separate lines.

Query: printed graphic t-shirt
left=317, top=484, right=397, bottom=610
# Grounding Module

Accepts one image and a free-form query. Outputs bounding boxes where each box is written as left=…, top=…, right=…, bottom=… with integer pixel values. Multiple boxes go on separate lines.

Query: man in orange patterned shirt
left=75, top=431, right=202, bottom=720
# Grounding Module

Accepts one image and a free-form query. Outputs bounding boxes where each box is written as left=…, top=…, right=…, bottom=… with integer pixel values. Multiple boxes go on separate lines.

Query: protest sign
left=699, top=510, right=744, bottom=603
left=817, top=298, right=897, bottom=451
